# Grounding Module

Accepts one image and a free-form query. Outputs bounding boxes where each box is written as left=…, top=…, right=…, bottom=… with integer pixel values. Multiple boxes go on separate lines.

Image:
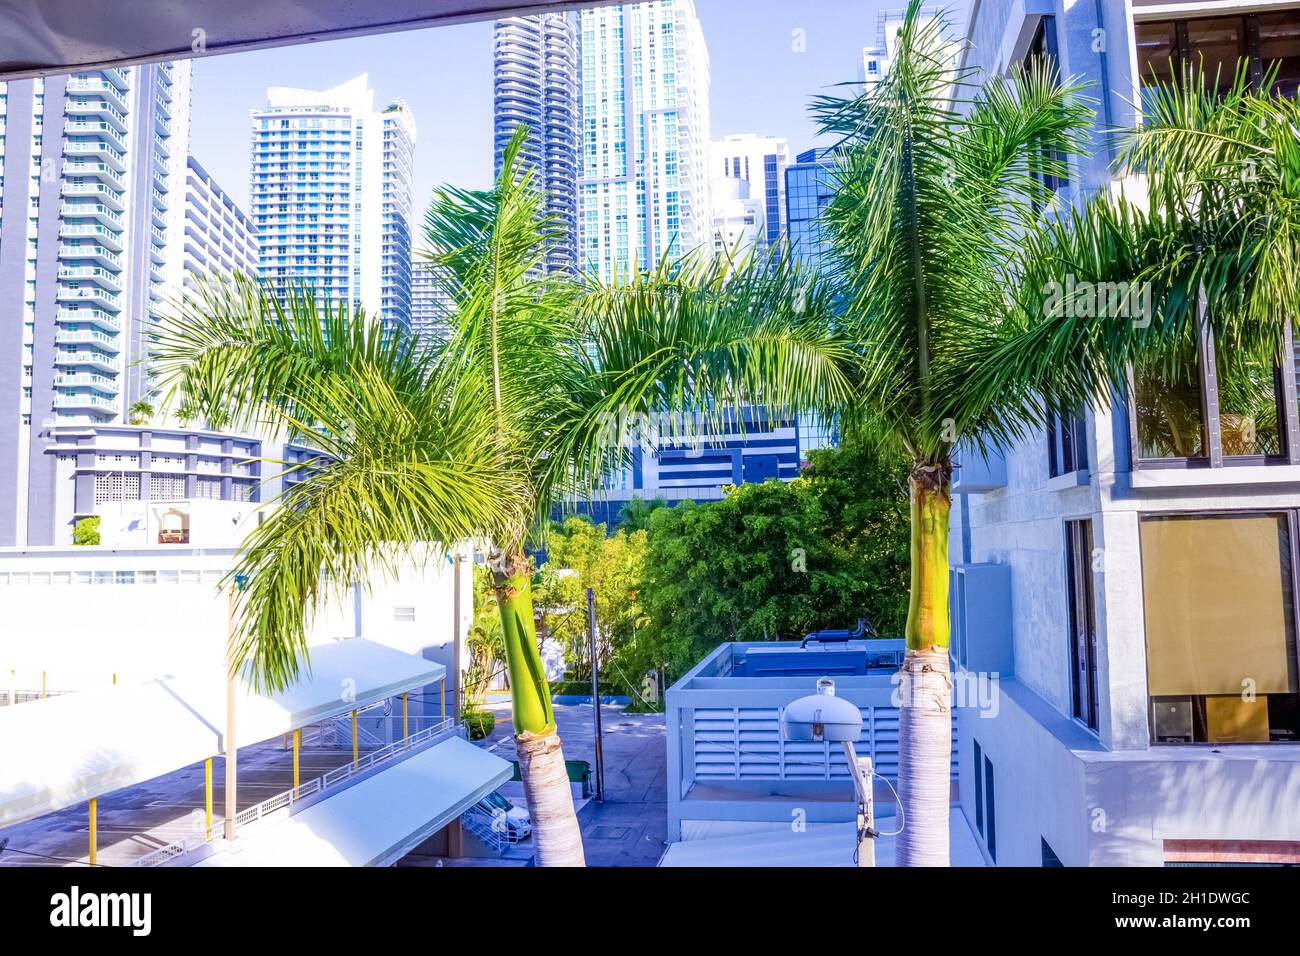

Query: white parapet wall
left=0, top=543, right=474, bottom=706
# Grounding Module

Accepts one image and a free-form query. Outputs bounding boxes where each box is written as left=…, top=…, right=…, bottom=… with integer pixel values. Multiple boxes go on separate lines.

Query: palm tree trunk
left=895, top=459, right=952, bottom=867
left=491, top=549, right=586, bottom=866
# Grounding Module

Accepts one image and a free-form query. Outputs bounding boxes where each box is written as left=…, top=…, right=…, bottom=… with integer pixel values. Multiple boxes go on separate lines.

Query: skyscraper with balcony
left=250, top=75, right=416, bottom=336
left=410, top=257, right=453, bottom=345
left=0, top=62, right=192, bottom=546
left=578, top=0, right=711, bottom=281
left=493, top=13, right=580, bottom=275
left=178, top=154, right=260, bottom=293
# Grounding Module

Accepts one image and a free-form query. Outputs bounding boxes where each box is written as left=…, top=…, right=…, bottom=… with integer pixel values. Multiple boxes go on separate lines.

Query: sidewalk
left=479, top=698, right=667, bottom=867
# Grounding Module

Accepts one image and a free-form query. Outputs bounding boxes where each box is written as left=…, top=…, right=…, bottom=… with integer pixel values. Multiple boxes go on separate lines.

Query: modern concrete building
left=493, top=13, right=580, bottom=274
left=710, top=133, right=788, bottom=251
left=709, top=174, right=763, bottom=255
left=179, top=154, right=259, bottom=292
left=860, top=5, right=958, bottom=91
left=0, top=62, right=194, bottom=547
left=250, top=75, right=416, bottom=336
left=951, top=0, right=1300, bottom=867
left=577, top=0, right=712, bottom=281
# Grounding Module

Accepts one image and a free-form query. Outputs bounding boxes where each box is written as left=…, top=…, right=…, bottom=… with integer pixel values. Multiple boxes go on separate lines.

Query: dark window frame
left=1048, top=408, right=1089, bottom=478
left=1138, top=507, right=1300, bottom=746
left=1065, top=518, right=1100, bottom=732
left=1022, top=15, right=1067, bottom=206
left=1126, top=300, right=1300, bottom=470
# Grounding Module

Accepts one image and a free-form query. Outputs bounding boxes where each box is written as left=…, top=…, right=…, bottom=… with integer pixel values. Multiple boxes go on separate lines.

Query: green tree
left=72, top=516, right=100, bottom=546
left=635, top=439, right=909, bottom=679
left=148, top=127, right=848, bottom=866
left=127, top=400, right=154, bottom=425
left=537, top=516, right=649, bottom=692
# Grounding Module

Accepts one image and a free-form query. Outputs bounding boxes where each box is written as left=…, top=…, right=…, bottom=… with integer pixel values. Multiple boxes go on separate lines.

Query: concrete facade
left=953, top=0, right=1300, bottom=866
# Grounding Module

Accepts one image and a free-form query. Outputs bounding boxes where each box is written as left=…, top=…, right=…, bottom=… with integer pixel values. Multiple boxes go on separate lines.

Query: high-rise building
left=578, top=0, right=711, bottom=281
left=410, top=257, right=454, bottom=345
left=785, top=147, right=836, bottom=268
left=710, top=133, right=788, bottom=251
left=860, top=6, right=960, bottom=93
left=250, top=75, right=416, bottom=335
left=0, top=62, right=193, bottom=546
left=493, top=13, right=580, bottom=274
left=710, top=175, right=763, bottom=255
left=178, top=155, right=259, bottom=293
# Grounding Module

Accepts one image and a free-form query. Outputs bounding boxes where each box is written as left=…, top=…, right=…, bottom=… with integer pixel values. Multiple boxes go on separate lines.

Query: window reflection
left=1133, top=338, right=1207, bottom=460
left=1259, top=12, right=1300, bottom=97
left=1216, top=342, right=1282, bottom=457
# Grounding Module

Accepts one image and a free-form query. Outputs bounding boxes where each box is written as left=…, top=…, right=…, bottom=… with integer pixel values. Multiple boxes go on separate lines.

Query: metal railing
left=460, top=807, right=523, bottom=854
left=131, top=717, right=458, bottom=867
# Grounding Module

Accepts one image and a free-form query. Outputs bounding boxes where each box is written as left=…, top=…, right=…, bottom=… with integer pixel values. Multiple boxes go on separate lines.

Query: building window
left=1048, top=410, right=1088, bottom=477
left=1141, top=513, right=1300, bottom=744
left=1130, top=324, right=1291, bottom=466
left=1135, top=10, right=1300, bottom=100
left=973, top=739, right=984, bottom=836
left=984, top=753, right=997, bottom=862
left=1022, top=15, right=1065, bottom=201
left=1066, top=519, right=1100, bottom=731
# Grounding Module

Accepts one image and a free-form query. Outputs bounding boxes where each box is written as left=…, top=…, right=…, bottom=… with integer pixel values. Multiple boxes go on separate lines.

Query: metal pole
left=351, top=708, right=358, bottom=764
left=402, top=692, right=408, bottom=742
left=292, top=729, right=301, bottom=789
left=452, top=553, right=463, bottom=720
left=224, top=586, right=238, bottom=841
left=587, top=587, right=605, bottom=802
left=204, top=758, right=213, bottom=840
left=842, top=741, right=875, bottom=867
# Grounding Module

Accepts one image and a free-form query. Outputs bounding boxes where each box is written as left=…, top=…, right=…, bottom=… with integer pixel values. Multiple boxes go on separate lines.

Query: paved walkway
left=479, top=698, right=668, bottom=867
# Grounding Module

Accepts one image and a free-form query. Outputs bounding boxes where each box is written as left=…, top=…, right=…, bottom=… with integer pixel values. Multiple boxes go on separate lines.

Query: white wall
left=0, top=545, right=473, bottom=708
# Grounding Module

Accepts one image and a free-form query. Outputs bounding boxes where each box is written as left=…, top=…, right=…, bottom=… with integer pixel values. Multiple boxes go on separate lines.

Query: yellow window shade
left=1141, top=514, right=1299, bottom=697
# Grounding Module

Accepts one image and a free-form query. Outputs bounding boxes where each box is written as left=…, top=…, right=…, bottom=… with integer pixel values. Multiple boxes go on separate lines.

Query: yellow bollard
left=204, top=758, right=213, bottom=840
left=351, top=709, right=358, bottom=764
left=41, top=671, right=47, bottom=699
left=440, top=678, right=446, bottom=721
left=402, top=693, right=408, bottom=743
left=292, top=728, right=301, bottom=789
left=88, top=798, right=97, bottom=866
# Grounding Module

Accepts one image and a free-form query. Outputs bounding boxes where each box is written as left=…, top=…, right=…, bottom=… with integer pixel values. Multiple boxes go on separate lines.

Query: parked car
left=467, top=791, right=532, bottom=842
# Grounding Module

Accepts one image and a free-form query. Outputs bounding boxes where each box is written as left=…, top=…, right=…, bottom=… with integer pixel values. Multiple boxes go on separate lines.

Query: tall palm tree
left=812, top=0, right=1300, bottom=865
left=148, top=127, right=852, bottom=866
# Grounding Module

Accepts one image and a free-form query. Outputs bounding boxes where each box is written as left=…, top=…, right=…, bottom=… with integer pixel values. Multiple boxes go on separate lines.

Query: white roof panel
left=0, top=639, right=444, bottom=828
left=195, top=735, right=511, bottom=867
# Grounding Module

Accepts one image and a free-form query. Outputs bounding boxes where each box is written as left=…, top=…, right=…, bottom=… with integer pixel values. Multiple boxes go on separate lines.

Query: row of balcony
left=63, top=160, right=125, bottom=190
left=60, top=201, right=123, bottom=228
left=59, top=242, right=121, bottom=268
left=63, top=121, right=126, bottom=152
left=63, top=139, right=126, bottom=170
left=65, top=77, right=129, bottom=112
left=58, top=266, right=122, bottom=291
left=55, top=350, right=120, bottom=374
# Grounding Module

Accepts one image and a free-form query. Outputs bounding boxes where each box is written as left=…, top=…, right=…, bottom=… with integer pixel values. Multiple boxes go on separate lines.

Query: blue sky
left=187, top=0, right=969, bottom=212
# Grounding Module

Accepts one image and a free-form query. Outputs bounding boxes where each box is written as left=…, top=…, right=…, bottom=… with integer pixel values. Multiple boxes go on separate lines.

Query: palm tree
left=810, top=0, right=1300, bottom=865
left=148, top=127, right=852, bottom=866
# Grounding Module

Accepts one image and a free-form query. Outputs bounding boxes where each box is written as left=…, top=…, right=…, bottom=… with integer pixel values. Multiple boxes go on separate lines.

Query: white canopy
left=195, top=736, right=511, bottom=867
left=0, top=639, right=444, bottom=828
